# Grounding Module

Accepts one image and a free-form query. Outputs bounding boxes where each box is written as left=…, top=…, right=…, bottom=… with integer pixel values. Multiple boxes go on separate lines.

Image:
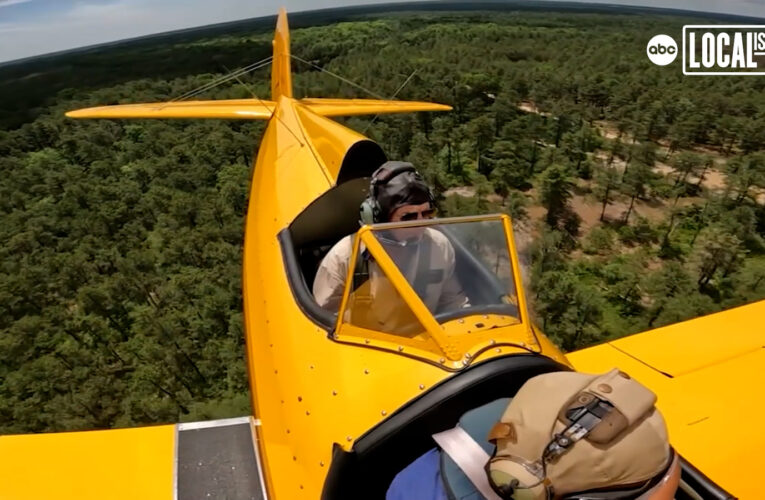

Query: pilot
left=312, top=161, right=468, bottom=318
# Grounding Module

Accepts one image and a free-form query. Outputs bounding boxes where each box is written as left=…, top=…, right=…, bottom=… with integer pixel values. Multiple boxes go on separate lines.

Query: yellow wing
left=0, top=417, right=264, bottom=500
left=65, top=100, right=277, bottom=120
left=65, top=97, right=450, bottom=121
left=567, top=299, right=765, bottom=500
left=299, top=98, right=452, bottom=116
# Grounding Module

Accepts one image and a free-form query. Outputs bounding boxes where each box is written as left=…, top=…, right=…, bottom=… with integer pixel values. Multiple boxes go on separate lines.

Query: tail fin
left=271, top=8, right=293, bottom=100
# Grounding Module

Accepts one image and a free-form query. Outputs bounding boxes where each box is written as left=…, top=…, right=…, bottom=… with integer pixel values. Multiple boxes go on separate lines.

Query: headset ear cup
left=359, top=198, right=375, bottom=225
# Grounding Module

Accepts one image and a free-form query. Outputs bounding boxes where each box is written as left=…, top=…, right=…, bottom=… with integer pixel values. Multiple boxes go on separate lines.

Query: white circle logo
left=646, top=34, right=678, bottom=66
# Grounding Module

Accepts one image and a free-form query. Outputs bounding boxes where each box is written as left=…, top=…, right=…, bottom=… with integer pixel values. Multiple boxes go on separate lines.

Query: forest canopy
left=1, top=8, right=764, bottom=433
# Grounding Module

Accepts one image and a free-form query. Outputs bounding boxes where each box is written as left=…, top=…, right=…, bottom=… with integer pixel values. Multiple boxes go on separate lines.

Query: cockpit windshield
left=334, top=215, right=530, bottom=367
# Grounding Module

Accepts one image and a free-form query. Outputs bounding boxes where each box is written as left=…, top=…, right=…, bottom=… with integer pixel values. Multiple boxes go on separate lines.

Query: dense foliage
left=1, top=9, right=764, bottom=433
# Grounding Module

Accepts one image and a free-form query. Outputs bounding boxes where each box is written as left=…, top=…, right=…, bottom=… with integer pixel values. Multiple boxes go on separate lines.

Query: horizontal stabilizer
left=66, top=99, right=276, bottom=120
left=299, top=98, right=452, bottom=117
left=66, top=98, right=452, bottom=121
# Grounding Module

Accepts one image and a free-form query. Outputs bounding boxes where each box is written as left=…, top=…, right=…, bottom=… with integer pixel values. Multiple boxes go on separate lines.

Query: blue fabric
left=386, top=448, right=448, bottom=500
left=441, top=398, right=512, bottom=500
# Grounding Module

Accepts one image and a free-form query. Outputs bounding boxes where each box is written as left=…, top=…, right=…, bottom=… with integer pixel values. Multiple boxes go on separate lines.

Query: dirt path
left=518, top=101, right=550, bottom=116
left=593, top=120, right=621, bottom=140
left=444, top=186, right=476, bottom=197
left=443, top=186, right=503, bottom=203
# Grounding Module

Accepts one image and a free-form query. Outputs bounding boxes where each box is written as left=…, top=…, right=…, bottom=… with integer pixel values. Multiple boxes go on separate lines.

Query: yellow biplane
left=1, top=8, right=762, bottom=500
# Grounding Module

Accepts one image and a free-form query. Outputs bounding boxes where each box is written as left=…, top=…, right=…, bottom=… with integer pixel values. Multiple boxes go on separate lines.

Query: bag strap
left=412, top=234, right=432, bottom=298
left=353, top=247, right=371, bottom=291
left=432, top=427, right=503, bottom=500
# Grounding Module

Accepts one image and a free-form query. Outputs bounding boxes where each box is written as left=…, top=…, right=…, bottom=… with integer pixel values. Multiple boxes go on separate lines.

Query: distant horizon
left=1, top=0, right=764, bottom=65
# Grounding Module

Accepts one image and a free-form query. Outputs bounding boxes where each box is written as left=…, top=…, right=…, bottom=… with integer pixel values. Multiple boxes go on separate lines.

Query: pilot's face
left=387, top=202, right=435, bottom=241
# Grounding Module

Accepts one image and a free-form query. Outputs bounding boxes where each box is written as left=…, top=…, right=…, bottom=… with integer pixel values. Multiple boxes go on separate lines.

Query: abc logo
left=647, top=35, right=678, bottom=66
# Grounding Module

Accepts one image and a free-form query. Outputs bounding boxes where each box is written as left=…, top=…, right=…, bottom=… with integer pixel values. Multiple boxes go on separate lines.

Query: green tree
left=694, top=228, right=747, bottom=289
left=621, top=161, right=654, bottom=224
left=533, top=269, right=604, bottom=351
left=593, top=163, right=620, bottom=222
left=671, top=151, right=704, bottom=188
left=725, top=154, right=765, bottom=206
left=644, top=262, right=694, bottom=327
left=466, top=115, right=495, bottom=175
left=539, top=164, right=578, bottom=235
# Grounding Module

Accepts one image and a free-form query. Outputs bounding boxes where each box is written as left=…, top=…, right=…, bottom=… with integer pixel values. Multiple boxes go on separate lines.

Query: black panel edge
left=336, top=140, right=387, bottom=185
left=323, top=442, right=359, bottom=500
left=322, top=354, right=569, bottom=500
left=356, top=354, right=568, bottom=454
left=679, top=456, right=736, bottom=500
left=278, top=228, right=336, bottom=330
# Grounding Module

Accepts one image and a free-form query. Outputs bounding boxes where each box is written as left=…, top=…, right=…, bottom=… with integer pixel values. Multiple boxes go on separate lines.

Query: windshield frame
left=332, top=214, right=538, bottom=369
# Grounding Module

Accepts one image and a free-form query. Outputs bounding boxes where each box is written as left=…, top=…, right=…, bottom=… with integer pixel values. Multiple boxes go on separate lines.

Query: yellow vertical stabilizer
left=271, top=7, right=293, bottom=100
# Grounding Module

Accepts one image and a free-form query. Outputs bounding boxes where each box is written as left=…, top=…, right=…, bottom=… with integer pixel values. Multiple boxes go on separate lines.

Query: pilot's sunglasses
left=399, top=208, right=436, bottom=221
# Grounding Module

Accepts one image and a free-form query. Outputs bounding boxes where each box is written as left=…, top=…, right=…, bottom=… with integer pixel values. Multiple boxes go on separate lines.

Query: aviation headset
left=359, top=161, right=435, bottom=225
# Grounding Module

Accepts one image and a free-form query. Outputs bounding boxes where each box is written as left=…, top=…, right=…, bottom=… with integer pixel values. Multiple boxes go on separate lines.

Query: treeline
left=1, top=11, right=764, bottom=433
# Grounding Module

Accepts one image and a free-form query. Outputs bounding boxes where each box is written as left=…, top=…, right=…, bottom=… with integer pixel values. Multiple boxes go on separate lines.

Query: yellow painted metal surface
left=299, top=98, right=452, bottom=116
left=293, top=102, right=369, bottom=181
left=502, top=215, right=537, bottom=348
left=567, top=299, right=765, bottom=500
left=606, top=300, right=765, bottom=376
left=65, top=98, right=451, bottom=121
left=271, top=7, right=293, bottom=100
left=242, top=94, right=568, bottom=496
left=66, top=100, right=276, bottom=120
left=240, top=97, right=446, bottom=497
left=0, top=425, right=175, bottom=500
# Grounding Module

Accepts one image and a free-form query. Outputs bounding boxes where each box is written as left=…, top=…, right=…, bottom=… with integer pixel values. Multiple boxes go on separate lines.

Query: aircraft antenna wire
left=172, top=57, right=273, bottom=101
left=225, top=67, right=305, bottom=148
left=362, top=68, right=419, bottom=134
left=290, top=54, right=386, bottom=100
left=165, top=56, right=274, bottom=105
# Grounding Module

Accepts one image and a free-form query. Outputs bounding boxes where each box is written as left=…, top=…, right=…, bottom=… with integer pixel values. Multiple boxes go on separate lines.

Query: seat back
left=441, top=398, right=511, bottom=500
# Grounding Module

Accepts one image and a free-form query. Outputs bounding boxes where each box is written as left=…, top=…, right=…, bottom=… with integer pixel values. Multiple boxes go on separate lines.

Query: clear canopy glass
left=335, top=215, right=527, bottom=365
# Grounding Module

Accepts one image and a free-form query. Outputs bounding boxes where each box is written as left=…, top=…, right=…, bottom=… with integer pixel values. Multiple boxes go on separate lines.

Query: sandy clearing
left=653, top=161, right=674, bottom=177
left=518, top=101, right=550, bottom=116
left=445, top=186, right=476, bottom=197
left=697, top=168, right=727, bottom=191
left=593, top=120, right=621, bottom=140
left=444, top=186, right=503, bottom=203
left=754, top=187, right=765, bottom=205
left=578, top=194, right=669, bottom=228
